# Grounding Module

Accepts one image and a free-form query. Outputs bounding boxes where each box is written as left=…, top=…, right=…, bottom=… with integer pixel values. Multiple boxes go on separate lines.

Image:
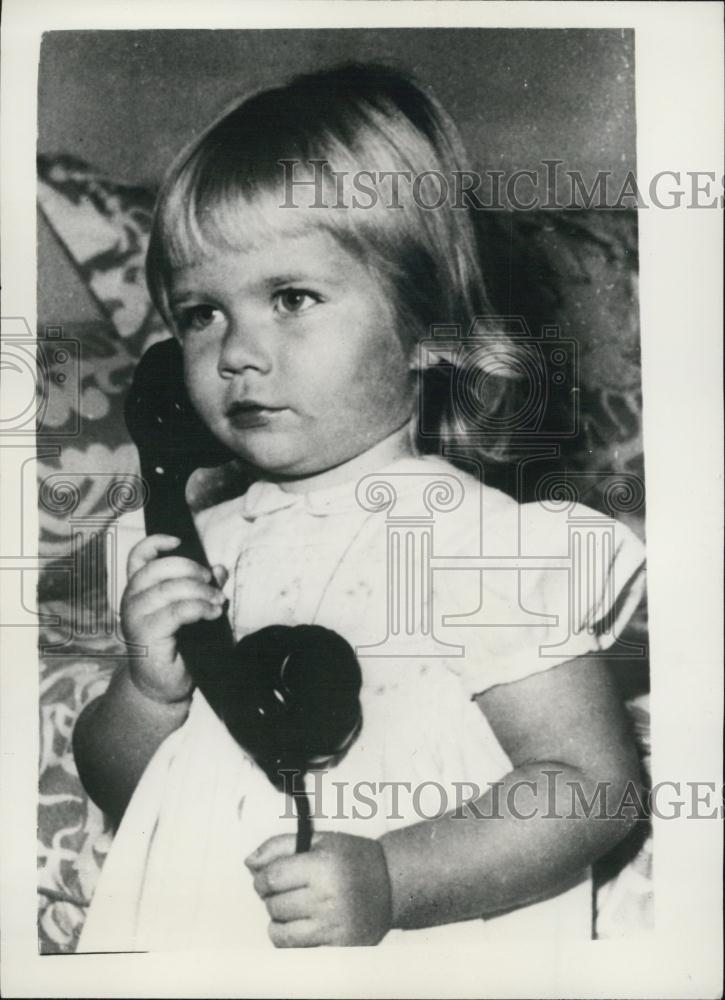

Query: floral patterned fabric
left=36, top=155, right=651, bottom=952
left=37, top=155, right=163, bottom=952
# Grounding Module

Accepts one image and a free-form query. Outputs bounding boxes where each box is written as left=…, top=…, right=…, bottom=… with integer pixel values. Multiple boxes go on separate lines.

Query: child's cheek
left=184, top=341, right=222, bottom=399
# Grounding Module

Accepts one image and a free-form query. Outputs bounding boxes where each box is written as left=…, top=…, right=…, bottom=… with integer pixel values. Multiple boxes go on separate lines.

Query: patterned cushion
left=37, top=154, right=161, bottom=951
left=36, top=155, right=651, bottom=951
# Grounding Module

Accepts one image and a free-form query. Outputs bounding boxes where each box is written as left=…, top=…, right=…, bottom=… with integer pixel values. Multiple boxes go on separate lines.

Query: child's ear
left=404, top=326, right=433, bottom=372
left=406, top=340, right=422, bottom=371
left=407, top=349, right=436, bottom=373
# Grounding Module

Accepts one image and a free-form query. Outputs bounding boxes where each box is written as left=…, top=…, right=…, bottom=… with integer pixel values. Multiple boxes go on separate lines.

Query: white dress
left=78, top=454, right=646, bottom=952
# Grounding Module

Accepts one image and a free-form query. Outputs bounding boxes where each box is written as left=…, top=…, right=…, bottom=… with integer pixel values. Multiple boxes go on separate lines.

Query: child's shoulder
left=397, top=453, right=512, bottom=502
left=406, top=453, right=522, bottom=533
left=408, top=454, right=645, bottom=563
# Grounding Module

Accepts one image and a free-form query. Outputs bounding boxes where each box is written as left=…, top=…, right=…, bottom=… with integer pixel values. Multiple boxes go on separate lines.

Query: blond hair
left=146, top=63, right=518, bottom=464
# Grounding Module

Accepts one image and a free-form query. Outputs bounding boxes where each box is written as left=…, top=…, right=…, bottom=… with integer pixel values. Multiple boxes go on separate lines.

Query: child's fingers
left=127, top=535, right=181, bottom=577
left=245, top=834, right=298, bottom=872
left=140, top=599, right=224, bottom=638
left=211, top=564, right=228, bottom=590
left=264, top=887, right=314, bottom=923
left=125, top=556, right=213, bottom=597
left=268, top=918, right=319, bottom=949
left=251, top=854, right=312, bottom=900
left=126, top=578, right=226, bottom=618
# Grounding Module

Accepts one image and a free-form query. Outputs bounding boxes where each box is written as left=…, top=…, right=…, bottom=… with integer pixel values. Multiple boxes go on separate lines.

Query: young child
left=74, top=63, right=647, bottom=951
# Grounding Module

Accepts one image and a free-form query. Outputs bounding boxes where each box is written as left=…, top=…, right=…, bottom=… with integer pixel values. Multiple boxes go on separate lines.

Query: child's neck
left=273, top=422, right=416, bottom=495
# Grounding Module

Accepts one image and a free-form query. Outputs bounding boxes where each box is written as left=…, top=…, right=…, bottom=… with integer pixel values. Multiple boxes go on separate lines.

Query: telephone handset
left=125, top=337, right=363, bottom=851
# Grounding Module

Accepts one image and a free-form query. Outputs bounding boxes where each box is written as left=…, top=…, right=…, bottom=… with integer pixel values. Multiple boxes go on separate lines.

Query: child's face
left=168, top=226, right=415, bottom=480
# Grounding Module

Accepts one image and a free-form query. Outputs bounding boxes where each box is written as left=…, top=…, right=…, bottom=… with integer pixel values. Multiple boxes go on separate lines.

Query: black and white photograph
left=1, top=2, right=722, bottom=997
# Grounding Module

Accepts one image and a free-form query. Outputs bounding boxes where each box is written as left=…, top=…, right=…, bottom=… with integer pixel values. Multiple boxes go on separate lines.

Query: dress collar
left=238, top=453, right=446, bottom=520
left=239, top=477, right=359, bottom=519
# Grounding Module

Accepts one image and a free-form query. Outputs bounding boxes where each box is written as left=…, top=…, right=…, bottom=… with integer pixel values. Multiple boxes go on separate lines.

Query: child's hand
left=121, top=534, right=228, bottom=704
left=246, top=832, right=392, bottom=947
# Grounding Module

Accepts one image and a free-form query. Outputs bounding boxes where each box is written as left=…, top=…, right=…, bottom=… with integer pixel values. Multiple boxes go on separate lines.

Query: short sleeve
left=436, top=499, right=647, bottom=696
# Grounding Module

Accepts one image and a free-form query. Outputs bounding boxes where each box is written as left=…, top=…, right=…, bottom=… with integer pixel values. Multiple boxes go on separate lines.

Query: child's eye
left=175, top=304, right=223, bottom=333
left=273, top=289, right=320, bottom=315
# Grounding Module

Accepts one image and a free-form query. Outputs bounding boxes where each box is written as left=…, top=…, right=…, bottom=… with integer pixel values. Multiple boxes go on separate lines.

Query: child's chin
left=229, top=434, right=362, bottom=482
left=235, top=446, right=316, bottom=480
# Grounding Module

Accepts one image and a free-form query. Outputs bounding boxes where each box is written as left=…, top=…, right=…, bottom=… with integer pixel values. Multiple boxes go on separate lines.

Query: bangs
left=156, top=159, right=339, bottom=269
left=152, top=93, right=444, bottom=261
left=146, top=63, right=493, bottom=336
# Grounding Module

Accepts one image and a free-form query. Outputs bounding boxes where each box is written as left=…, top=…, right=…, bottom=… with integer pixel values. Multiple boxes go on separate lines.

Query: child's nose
left=217, top=317, right=272, bottom=377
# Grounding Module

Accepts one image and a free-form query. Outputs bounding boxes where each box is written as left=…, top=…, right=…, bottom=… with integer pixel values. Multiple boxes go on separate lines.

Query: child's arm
left=72, top=534, right=227, bottom=825
left=379, top=656, right=641, bottom=928
left=247, top=656, right=642, bottom=945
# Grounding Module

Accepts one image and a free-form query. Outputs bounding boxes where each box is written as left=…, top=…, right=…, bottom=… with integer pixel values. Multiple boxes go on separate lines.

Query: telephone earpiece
left=125, top=337, right=362, bottom=851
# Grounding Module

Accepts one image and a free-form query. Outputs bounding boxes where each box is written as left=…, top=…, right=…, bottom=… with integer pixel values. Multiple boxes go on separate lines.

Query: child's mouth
left=226, top=401, right=285, bottom=429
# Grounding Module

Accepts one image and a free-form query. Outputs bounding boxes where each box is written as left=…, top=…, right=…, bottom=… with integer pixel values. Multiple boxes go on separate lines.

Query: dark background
left=37, top=28, right=637, bottom=329
left=38, top=28, right=636, bottom=187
